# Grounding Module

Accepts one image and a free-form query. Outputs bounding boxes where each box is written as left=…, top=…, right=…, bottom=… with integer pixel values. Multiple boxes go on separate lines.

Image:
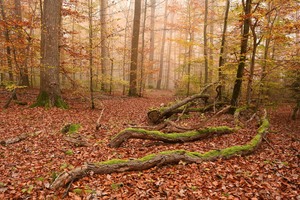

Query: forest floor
left=0, top=88, right=299, bottom=199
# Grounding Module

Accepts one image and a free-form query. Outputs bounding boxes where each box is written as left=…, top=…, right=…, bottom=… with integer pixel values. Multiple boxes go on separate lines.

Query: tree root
left=50, top=113, right=269, bottom=190
left=109, top=126, right=234, bottom=148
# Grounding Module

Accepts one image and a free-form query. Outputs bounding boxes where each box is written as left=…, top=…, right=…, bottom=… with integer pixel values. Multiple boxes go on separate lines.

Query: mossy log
left=50, top=114, right=269, bottom=190
left=109, top=126, right=234, bottom=148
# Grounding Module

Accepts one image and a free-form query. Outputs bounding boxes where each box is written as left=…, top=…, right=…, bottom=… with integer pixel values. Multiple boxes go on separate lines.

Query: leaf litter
left=0, top=89, right=299, bottom=199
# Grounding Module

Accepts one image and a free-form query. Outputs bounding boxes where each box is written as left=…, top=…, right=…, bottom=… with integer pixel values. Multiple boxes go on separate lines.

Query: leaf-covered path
left=0, top=89, right=299, bottom=199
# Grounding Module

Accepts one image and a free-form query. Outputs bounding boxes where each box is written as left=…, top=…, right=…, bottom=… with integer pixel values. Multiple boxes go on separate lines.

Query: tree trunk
left=218, top=0, right=230, bottom=101
left=166, top=13, right=174, bottom=90
left=32, top=0, right=67, bottom=108
left=0, top=0, right=14, bottom=82
left=229, top=0, right=251, bottom=114
left=121, top=1, right=131, bottom=95
left=147, top=0, right=156, bottom=88
left=258, top=2, right=277, bottom=104
left=128, top=0, right=142, bottom=96
left=139, top=0, right=148, bottom=96
left=88, top=0, right=95, bottom=109
left=203, top=0, right=209, bottom=84
left=156, top=0, right=168, bottom=90
left=13, top=0, right=29, bottom=86
left=100, top=0, right=109, bottom=91
left=246, top=18, right=262, bottom=105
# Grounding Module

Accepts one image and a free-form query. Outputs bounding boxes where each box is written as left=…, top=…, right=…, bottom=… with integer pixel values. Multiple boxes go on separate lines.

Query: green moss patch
left=61, top=123, right=81, bottom=134
left=31, top=91, right=68, bottom=109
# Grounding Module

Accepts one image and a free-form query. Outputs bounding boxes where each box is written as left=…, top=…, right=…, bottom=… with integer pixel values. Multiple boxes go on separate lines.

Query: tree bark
left=109, top=126, right=233, bottom=148
left=32, top=0, right=67, bottom=108
left=156, top=0, right=168, bottom=90
left=51, top=114, right=269, bottom=190
left=100, top=0, right=109, bottom=91
left=13, top=0, right=29, bottom=86
left=147, top=83, right=214, bottom=124
left=128, top=0, right=142, bottom=96
left=218, top=0, right=230, bottom=101
left=88, top=0, right=95, bottom=109
left=203, top=0, right=209, bottom=84
left=229, top=0, right=252, bottom=114
left=0, top=0, right=14, bottom=82
left=147, top=0, right=156, bottom=88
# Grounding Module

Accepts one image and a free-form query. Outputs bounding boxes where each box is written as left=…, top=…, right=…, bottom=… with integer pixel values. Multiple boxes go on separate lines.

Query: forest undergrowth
left=0, top=89, right=299, bottom=199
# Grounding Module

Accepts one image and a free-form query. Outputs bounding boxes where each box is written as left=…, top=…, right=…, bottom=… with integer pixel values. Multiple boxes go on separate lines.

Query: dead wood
left=0, top=131, right=42, bottom=146
left=50, top=112, right=269, bottom=190
left=147, top=83, right=217, bottom=124
left=96, top=109, right=104, bottom=130
left=3, top=89, right=17, bottom=109
left=63, top=135, right=90, bottom=147
left=109, top=126, right=234, bottom=148
left=132, top=120, right=192, bottom=132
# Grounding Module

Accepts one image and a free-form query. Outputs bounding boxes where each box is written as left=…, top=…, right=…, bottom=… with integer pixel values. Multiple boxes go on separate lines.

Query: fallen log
left=63, top=135, right=90, bottom=147
left=50, top=113, right=269, bottom=190
left=147, top=83, right=217, bottom=124
left=0, top=131, right=42, bottom=146
left=109, top=126, right=234, bottom=148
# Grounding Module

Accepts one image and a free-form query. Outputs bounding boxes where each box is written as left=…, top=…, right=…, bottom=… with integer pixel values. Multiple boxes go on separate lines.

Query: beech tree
left=100, top=0, right=109, bottom=91
left=32, top=0, right=67, bottom=108
left=0, top=0, right=13, bottom=82
left=229, top=0, right=252, bottom=114
left=128, top=0, right=142, bottom=96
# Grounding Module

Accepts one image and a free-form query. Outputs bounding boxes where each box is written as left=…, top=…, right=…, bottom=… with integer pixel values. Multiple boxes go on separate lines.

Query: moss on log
left=109, top=126, right=234, bottom=148
left=50, top=115, right=269, bottom=190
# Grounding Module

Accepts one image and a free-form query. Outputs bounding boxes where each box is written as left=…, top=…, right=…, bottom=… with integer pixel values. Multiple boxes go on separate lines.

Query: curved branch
left=51, top=114, right=269, bottom=190
left=109, top=126, right=234, bottom=148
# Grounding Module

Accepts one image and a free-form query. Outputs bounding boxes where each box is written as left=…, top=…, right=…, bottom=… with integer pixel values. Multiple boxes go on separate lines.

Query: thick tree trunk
left=32, top=0, right=67, bottom=108
left=109, top=126, right=233, bottom=148
left=50, top=114, right=269, bottom=190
